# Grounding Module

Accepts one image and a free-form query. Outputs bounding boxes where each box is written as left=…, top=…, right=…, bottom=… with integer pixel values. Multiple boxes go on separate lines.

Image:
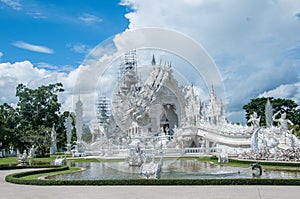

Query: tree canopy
left=0, top=83, right=79, bottom=156
left=0, top=103, right=20, bottom=151
left=15, top=83, right=65, bottom=156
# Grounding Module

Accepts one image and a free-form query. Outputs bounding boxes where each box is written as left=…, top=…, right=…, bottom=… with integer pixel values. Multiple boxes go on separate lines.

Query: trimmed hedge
left=6, top=177, right=300, bottom=186
left=5, top=167, right=300, bottom=186
left=5, top=166, right=69, bottom=184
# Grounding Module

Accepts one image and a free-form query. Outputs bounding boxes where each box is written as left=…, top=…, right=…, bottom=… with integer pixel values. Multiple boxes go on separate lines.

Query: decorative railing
left=86, top=147, right=218, bottom=157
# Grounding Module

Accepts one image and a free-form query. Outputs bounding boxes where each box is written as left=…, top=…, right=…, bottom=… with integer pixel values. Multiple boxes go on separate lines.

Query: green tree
left=15, top=83, right=64, bottom=156
left=55, top=111, right=77, bottom=151
left=82, top=124, right=92, bottom=143
left=70, top=112, right=77, bottom=146
left=243, top=97, right=300, bottom=135
left=0, top=103, right=20, bottom=152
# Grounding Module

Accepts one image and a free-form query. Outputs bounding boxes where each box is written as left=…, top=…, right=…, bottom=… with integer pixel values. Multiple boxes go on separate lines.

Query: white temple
left=84, top=51, right=300, bottom=160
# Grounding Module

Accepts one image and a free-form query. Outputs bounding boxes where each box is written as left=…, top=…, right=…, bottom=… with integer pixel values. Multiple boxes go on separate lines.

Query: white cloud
left=0, top=51, right=3, bottom=59
left=259, top=83, right=300, bottom=104
left=12, top=41, right=54, bottom=54
left=27, top=12, right=47, bottom=19
left=36, top=62, right=74, bottom=73
left=79, top=13, right=102, bottom=25
left=0, top=0, right=21, bottom=10
left=66, top=43, right=92, bottom=54
left=0, top=61, right=48, bottom=104
left=0, top=61, right=81, bottom=116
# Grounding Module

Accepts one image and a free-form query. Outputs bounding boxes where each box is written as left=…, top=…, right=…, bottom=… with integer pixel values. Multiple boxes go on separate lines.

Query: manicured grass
left=0, top=155, right=123, bottom=165
left=0, top=157, right=19, bottom=165
left=0, top=155, right=59, bottom=165
left=197, top=156, right=300, bottom=171
left=19, top=167, right=81, bottom=180
left=31, top=156, right=56, bottom=163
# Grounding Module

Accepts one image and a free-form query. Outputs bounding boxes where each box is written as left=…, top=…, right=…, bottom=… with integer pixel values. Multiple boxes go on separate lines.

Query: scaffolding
left=117, top=50, right=139, bottom=90
left=96, top=96, right=110, bottom=126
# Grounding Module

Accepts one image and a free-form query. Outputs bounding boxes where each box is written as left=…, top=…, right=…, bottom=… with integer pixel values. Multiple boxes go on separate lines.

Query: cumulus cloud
left=79, top=13, right=102, bottom=25
left=0, top=0, right=21, bottom=10
left=259, top=83, right=300, bottom=104
left=0, top=61, right=80, bottom=117
left=36, top=62, right=74, bottom=73
left=12, top=41, right=54, bottom=54
left=0, top=61, right=48, bottom=104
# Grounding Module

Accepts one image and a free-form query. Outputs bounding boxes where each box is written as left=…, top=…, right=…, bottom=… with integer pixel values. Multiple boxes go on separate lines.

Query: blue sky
left=0, top=0, right=129, bottom=70
left=1, top=0, right=300, bottom=123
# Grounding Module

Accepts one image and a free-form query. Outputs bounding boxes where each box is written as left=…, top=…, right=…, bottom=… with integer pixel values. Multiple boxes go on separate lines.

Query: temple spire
left=151, top=54, right=156, bottom=66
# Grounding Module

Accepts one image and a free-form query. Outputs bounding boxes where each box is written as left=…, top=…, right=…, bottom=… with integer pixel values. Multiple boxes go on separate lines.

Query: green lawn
left=0, top=157, right=19, bottom=165
left=0, top=156, right=57, bottom=165
left=0, top=156, right=117, bottom=165
left=197, top=156, right=300, bottom=171
left=19, top=167, right=81, bottom=180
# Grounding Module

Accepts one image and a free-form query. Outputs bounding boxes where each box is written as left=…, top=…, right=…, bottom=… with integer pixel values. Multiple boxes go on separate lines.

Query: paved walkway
left=1, top=169, right=300, bottom=199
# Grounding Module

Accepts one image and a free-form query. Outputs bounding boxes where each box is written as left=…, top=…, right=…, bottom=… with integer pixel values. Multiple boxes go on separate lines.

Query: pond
left=47, top=159, right=300, bottom=180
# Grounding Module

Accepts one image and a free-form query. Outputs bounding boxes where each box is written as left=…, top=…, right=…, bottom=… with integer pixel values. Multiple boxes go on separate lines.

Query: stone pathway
left=1, top=169, right=300, bottom=199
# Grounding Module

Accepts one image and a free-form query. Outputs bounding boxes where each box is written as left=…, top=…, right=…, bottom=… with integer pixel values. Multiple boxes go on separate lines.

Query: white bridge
left=85, top=147, right=218, bottom=158
left=197, top=126, right=252, bottom=147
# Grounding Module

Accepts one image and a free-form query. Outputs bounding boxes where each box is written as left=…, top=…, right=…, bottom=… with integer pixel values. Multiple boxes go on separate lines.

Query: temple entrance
left=160, top=104, right=178, bottom=135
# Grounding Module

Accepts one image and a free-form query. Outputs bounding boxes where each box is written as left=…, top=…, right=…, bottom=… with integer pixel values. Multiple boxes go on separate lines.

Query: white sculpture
left=54, top=155, right=66, bottom=165
left=140, top=157, right=162, bottom=179
left=50, top=125, right=57, bottom=155
left=18, top=150, right=27, bottom=163
left=265, top=99, right=273, bottom=128
left=248, top=101, right=300, bottom=161
left=217, top=150, right=228, bottom=163
left=28, top=145, right=36, bottom=158
left=272, top=111, right=293, bottom=131
left=248, top=112, right=260, bottom=129
left=126, top=144, right=144, bottom=166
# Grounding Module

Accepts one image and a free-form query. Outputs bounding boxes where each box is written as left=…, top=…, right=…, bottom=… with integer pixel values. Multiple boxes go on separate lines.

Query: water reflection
left=48, top=159, right=300, bottom=180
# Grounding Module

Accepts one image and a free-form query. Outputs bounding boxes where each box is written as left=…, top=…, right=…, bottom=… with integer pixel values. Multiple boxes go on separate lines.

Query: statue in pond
left=54, top=155, right=66, bottom=165
left=251, top=162, right=262, bottom=177
left=127, top=144, right=144, bottom=167
left=217, top=149, right=228, bottom=163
